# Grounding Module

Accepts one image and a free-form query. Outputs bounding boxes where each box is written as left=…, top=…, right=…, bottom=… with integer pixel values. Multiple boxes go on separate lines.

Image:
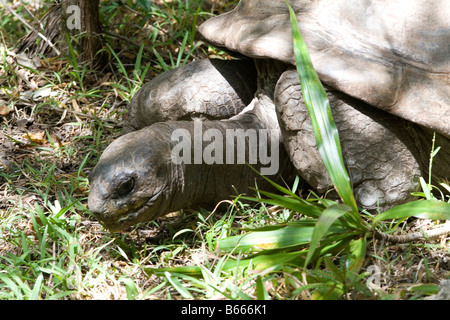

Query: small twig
left=205, top=199, right=236, bottom=221
left=47, top=104, right=119, bottom=124
left=375, top=221, right=450, bottom=244
left=20, top=0, right=44, bottom=30
left=0, top=0, right=61, bottom=56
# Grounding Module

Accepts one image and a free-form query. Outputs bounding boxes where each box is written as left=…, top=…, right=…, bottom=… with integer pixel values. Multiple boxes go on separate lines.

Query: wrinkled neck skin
left=89, top=110, right=293, bottom=231
left=88, top=60, right=295, bottom=231
left=159, top=112, right=292, bottom=208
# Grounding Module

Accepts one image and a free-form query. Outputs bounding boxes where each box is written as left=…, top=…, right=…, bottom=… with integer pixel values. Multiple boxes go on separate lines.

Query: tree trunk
left=60, top=0, right=101, bottom=67
left=17, top=0, right=102, bottom=67
left=16, top=3, right=62, bottom=58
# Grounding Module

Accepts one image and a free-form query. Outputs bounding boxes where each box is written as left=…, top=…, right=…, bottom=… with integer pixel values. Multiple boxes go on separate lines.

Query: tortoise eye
left=116, top=177, right=135, bottom=197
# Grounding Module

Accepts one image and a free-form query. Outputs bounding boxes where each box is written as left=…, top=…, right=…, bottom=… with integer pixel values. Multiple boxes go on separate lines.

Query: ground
left=0, top=0, right=449, bottom=300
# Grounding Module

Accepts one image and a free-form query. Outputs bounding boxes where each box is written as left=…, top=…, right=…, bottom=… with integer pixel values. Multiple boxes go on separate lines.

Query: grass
left=0, top=0, right=449, bottom=300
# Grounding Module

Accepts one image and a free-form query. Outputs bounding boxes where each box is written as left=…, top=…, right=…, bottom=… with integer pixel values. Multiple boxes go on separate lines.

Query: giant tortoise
left=88, top=0, right=450, bottom=231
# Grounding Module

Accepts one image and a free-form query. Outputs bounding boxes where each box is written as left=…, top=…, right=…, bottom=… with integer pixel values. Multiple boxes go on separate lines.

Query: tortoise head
left=88, top=126, right=172, bottom=231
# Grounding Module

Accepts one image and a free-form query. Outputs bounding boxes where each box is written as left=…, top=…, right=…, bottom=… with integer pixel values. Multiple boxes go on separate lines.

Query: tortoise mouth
left=101, top=187, right=166, bottom=231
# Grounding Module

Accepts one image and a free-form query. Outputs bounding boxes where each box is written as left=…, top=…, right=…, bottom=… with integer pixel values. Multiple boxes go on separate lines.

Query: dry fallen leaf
left=23, top=131, right=47, bottom=144
left=0, top=103, right=11, bottom=116
left=94, top=72, right=112, bottom=87
left=71, top=98, right=82, bottom=113
left=79, top=97, right=90, bottom=105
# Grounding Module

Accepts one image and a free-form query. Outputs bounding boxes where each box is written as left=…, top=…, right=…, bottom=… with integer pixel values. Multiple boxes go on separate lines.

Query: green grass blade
left=30, top=273, right=44, bottom=300
left=107, top=43, right=131, bottom=87
left=77, top=151, right=91, bottom=177
left=152, top=48, right=169, bottom=72
left=65, top=33, right=78, bottom=71
left=256, top=275, right=270, bottom=300
left=243, top=192, right=323, bottom=218
left=145, top=265, right=203, bottom=277
left=53, top=199, right=79, bottom=219
left=176, top=31, right=189, bottom=68
left=134, top=44, right=144, bottom=76
left=440, top=182, right=450, bottom=195
left=287, top=2, right=358, bottom=215
left=247, top=165, right=299, bottom=198
left=40, top=225, right=49, bottom=262
left=305, top=204, right=352, bottom=267
left=0, top=274, right=20, bottom=299
left=119, top=277, right=139, bottom=300
left=374, top=200, right=450, bottom=224
left=20, top=232, right=30, bottom=261
left=164, top=272, right=194, bottom=299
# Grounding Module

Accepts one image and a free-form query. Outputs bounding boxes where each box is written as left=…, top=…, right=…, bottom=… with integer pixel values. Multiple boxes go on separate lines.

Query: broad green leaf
left=347, top=237, right=366, bottom=273
left=305, top=204, right=352, bottom=267
left=312, top=232, right=360, bottom=258
left=256, top=275, right=270, bottom=300
left=148, top=251, right=307, bottom=276
left=287, top=2, right=358, bottom=216
left=218, top=221, right=328, bottom=252
left=440, top=182, right=450, bottom=194
left=419, top=177, right=433, bottom=200
left=119, top=277, right=139, bottom=300
left=221, top=251, right=307, bottom=271
left=145, top=265, right=203, bottom=277
left=172, top=228, right=194, bottom=240
left=409, top=284, right=439, bottom=294
left=373, top=200, right=450, bottom=224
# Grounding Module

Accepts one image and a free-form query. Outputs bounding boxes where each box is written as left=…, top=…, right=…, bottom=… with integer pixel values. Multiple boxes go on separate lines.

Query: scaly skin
left=88, top=88, right=295, bottom=231
left=123, top=59, right=257, bottom=133
left=89, top=0, right=450, bottom=233
left=89, top=61, right=450, bottom=230
left=275, top=69, right=426, bottom=210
